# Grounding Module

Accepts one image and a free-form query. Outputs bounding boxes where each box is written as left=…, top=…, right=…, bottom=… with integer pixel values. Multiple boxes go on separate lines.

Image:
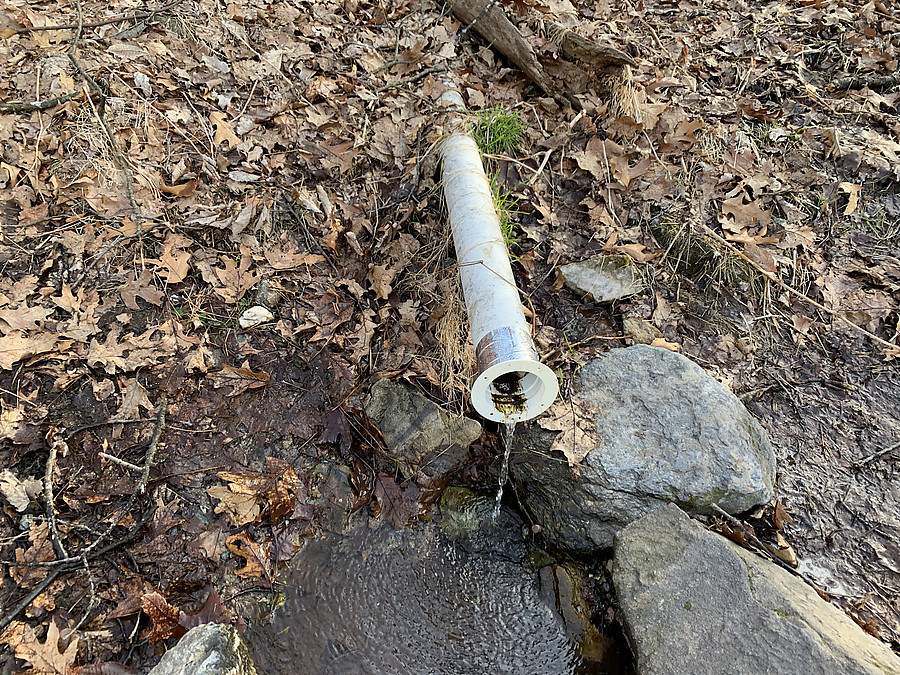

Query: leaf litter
left=0, top=0, right=898, bottom=669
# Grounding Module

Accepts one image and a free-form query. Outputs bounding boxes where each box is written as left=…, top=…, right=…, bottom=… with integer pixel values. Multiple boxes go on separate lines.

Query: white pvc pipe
left=440, top=90, right=558, bottom=423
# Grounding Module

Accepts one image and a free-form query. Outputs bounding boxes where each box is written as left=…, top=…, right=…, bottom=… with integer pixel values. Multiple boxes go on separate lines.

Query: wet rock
left=513, top=344, right=775, bottom=552
left=148, top=624, right=256, bottom=675
left=612, top=504, right=900, bottom=675
left=365, top=378, right=482, bottom=477
left=559, top=254, right=643, bottom=302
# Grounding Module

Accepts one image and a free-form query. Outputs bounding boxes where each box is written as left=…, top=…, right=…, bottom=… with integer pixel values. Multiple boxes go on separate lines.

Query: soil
left=0, top=0, right=898, bottom=671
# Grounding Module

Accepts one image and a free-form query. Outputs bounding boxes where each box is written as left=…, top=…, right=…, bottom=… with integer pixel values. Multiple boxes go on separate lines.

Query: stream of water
left=492, top=422, right=516, bottom=519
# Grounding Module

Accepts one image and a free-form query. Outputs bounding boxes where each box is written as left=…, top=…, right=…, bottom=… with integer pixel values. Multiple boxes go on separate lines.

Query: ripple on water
left=249, top=520, right=581, bottom=675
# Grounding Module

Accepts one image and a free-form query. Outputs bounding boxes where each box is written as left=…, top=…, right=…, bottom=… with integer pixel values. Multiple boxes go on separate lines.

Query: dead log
left=447, top=0, right=638, bottom=118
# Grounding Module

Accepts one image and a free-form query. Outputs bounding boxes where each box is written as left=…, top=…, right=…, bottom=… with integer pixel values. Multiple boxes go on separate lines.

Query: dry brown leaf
left=0, top=469, right=41, bottom=512
left=264, top=243, right=326, bottom=270
left=539, top=399, right=602, bottom=466
left=209, top=364, right=270, bottom=397
left=650, top=337, right=681, bottom=352
left=140, top=592, right=184, bottom=643
left=111, top=378, right=154, bottom=421
left=368, top=264, right=398, bottom=300
left=838, top=181, right=862, bottom=215
left=209, top=111, right=240, bottom=149
left=0, top=304, right=54, bottom=333
left=0, top=331, right=58, bottom=370
left=156, top=234, right=192, bottom=284
left=0, top=620, right=78, bottom=674
left=225, top=532, right=270, bottom=578
left=119, top=271, right=164, bottom=311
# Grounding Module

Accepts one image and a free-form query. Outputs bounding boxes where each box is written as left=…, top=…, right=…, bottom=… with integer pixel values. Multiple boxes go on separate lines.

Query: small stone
left=559, top=254, right=643, bottom=302
left=238, top=306, right=274, bottom=329
left=613, top=504, right=900, bottom=675
left=148, top=624, right=256, bottom=675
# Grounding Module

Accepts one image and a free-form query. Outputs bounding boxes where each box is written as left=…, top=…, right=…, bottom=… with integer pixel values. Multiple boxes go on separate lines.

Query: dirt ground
left=0, top=0, right=898, bottom=671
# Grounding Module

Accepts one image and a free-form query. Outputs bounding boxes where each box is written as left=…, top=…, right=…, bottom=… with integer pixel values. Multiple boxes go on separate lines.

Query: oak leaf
left=0, top=620, right=78, bottom=674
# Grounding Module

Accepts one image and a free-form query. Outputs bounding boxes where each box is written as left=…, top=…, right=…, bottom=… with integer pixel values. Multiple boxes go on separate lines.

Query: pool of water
left=248, top=490, right=631, bottom=674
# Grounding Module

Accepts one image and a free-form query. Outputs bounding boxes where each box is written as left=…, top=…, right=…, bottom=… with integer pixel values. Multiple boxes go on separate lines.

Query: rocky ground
left=0, top=0, right=898, bottom=671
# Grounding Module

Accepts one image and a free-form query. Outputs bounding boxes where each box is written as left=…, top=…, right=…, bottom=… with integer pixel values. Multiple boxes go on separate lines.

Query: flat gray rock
left=365, top=379, right=482, bottom=477
left=149, top=624, right=256, bottom=675
left=613, top=504, right=900, bottom=675
left=559, top=254, right=643, bottom=302
left=513, top=344, right=775, bottom=551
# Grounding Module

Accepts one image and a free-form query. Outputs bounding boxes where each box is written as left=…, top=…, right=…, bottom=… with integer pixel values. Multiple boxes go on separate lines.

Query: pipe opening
left=473, top=361, right=558, bottom=422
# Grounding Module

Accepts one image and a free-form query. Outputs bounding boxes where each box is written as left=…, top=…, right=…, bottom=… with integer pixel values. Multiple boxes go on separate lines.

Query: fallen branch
left=829, top=72, right=900, bottom=93
left=139, top=395, right=167, bottom=494
left=0, top=91, right=96, bottom=114
left=11, top=0, right=182, bottom=34
left=447, top=0, right=637, bottom=114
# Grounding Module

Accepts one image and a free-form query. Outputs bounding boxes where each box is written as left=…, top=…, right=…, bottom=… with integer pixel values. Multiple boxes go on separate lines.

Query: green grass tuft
left=473, top=107, right=525, bottom=157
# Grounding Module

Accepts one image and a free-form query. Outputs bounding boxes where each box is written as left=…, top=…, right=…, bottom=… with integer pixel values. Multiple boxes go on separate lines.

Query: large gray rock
left=149, top=624, right=256, bottom=675
left=613, top=504, right=900, bottom=675
left=365, top=379, right=482, bottom=477
left=559, top=254, right=644, bottom=302
left=513, top=345, right=775, bottom=551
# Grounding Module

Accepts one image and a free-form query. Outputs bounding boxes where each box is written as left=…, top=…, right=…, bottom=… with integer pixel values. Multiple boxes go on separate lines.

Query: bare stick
left=12, top=0, right=182, bottom=34
left=139, top=395, right=168, bottom=494
left=0, top=91, right=96, bottom=114
left=99, top=452, right=143, bottom=472
left=44, top=429, right=69, bottom=560
left=853, top=441, right=900, bottom=468
left=0, top=505, right=157, bottom=634
left=829, top=72, right=900, bottom=93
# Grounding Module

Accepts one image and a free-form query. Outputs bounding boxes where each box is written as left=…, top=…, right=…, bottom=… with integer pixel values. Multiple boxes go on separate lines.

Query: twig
left=67, top=416, right=158, bottom=438
left=853, top=441, right=900, bottom=468
left=43, top=428, right=69, bottom=560
left=0, top=505, right=157, bottom=634
left=377, top=65, right=447, bottom=92
left=139, top=395, right=167, bottom=494
left=99, top=452, right=143, bottom=472
left=11, top=0, right=182, bottom=33
left=829, top=71, right=900, bottom=93
left=0, top=91, right=95, bottom=114
left=71, top=554, right=98, bottom=632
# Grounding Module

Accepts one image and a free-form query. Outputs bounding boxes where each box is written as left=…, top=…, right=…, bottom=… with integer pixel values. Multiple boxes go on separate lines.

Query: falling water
left=492, top=421, right=516, bottom=519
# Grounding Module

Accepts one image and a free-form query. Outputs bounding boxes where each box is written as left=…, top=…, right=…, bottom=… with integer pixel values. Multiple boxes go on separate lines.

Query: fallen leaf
left=0, top=304, right=54, bottom=333
left=373, top=474, right=424, bottom=528
left=368, top=264, right=398, bottom=300
left=0, top=469, right=41, bottom=512
left=650, top=336, right=681, bottom=352
left=209, top=111, right=240, bottom=149
left=119, top=271, right=164, bottom=310
left=111, top=378, right=154, bottom=421
left=0, top=620, right=78, bottom=674
left=225, top=532, right=270, bottom=578
left=209, top=364, right=270, bottom=397
left=838, top=181, right=862, bottom=215
left=140, top=592, right=184, bottom=643
left=539, top=399, right=603, bottom=466
left=0, top=331, right=58, bottom=370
